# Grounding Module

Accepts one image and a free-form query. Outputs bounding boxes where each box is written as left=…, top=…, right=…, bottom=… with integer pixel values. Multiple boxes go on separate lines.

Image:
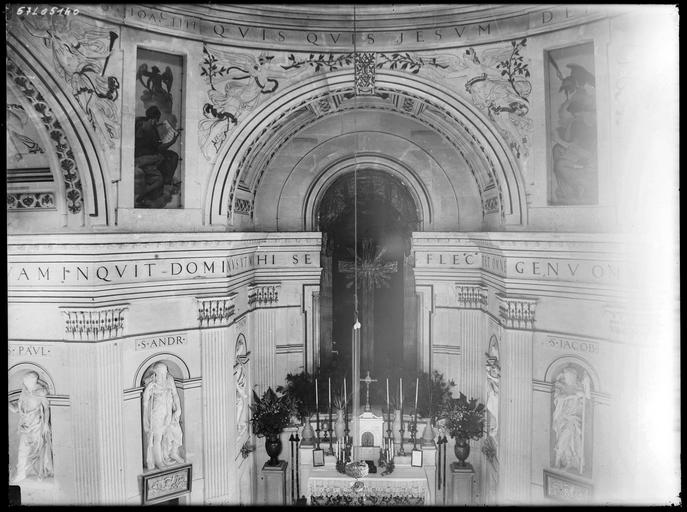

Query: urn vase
left=454, top=436, right=470, bottom=466
left=265, top=434, right=283, bottom=466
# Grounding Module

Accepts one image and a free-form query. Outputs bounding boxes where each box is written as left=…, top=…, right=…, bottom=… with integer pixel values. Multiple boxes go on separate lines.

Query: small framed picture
left=411, top=449, right=423, bottom=467
left=313, top=448, right=325, bottom=467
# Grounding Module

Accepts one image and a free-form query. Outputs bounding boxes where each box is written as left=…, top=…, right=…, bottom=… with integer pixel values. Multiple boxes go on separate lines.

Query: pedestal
left=450, top=462, right=475, bottom=505
left=261, top=460, right=287, bottom=505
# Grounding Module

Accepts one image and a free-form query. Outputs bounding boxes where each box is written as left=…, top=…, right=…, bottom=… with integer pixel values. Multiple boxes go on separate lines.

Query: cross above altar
left=361, top=371, right=378, bottom=412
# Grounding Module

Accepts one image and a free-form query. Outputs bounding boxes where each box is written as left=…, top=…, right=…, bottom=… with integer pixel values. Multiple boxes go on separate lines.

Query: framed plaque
left=142, top=463, right=192, bottom=505
left=411, top=449, right=423, bottom=467
left=312, top=448, right=325, bottom=467
left=543, top=469, right=593, bottom=502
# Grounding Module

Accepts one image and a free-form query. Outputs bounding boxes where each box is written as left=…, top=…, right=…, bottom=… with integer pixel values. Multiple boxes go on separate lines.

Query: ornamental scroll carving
left=247, top=283, right=280, bottom=308
left=61, top=304, right=128, bottom=340
left=197, top=294, right=237, bottom=327
left=496, top=294, right=537, bottom=329
left=455, top=283, right=488, bottom=309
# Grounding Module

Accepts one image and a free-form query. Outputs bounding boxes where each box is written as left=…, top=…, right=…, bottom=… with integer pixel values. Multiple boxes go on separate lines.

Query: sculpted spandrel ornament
left=8, top=371, right=54, bottom=483
left=142, top=363, right=185, bottom=470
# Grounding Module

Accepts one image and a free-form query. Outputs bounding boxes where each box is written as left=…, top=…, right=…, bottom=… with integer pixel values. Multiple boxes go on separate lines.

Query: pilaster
left=496, top=294, right=536, bottom=504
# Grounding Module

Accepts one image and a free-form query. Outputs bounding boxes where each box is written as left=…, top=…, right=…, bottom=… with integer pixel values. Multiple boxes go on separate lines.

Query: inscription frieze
left=8, top=252, right=319, bottom=286
left=8, top=344, right=53, bottom=358
left=135, top=334, right=188, bottom=351
left=85, top=5, right=607, bottom=52
left=544, top=336, right=599, bottom=354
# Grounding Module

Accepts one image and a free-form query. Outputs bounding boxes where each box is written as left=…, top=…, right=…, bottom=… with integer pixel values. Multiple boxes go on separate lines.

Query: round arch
left=205, top=69, right=528, bottom=228
left=8, top=37, right=112, bottom=226
left=133, top=352, right=191, bottom=388
left=303, top=154, right=430, bottom=232
left=544, top=355, right=601, bottom=393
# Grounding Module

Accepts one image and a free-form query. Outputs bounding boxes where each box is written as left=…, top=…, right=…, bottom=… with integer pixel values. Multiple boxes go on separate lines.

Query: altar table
left=306, top=467, right=430, bottom=506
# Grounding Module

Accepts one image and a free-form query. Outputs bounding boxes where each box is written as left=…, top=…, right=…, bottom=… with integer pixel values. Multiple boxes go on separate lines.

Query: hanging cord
left=353, top=3, right=360, bottom=327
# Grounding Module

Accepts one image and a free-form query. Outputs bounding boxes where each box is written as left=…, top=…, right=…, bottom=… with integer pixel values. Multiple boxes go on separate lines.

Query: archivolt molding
left=7, top=40, right=112, bottom=225
left=206, top=70, right=527, bottom=228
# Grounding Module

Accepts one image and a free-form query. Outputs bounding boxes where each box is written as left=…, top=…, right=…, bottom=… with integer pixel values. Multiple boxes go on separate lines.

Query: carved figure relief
left=547, top=43, right=597, bottom=205
left=134, top=49, right=183, bottom=209
left=19, top=15, right=120, bottom=148
left=142, top=362, right=185, bottom=470
left=8, top=371, right=54, bottom=483
left=6, top=102, right=45, bottom=164
left=485, top=336, right=501, bottom=442
left=551, top=364, right=592, bottom=476
left=234, top=334, right=250, bottom=437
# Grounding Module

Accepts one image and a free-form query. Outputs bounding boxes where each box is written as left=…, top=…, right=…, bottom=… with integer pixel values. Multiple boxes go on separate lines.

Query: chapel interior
left=5, top=3, right=680, bottom=506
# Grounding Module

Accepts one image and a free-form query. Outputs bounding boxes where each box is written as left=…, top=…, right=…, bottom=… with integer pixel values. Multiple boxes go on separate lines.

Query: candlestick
left=386, top=378, right=389, bottom=410
left=414, top=377, right=419, bottom=412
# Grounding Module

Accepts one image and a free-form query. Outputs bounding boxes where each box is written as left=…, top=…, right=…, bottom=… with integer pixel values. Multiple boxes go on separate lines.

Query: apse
left=317, top=169, right=419, bottom=381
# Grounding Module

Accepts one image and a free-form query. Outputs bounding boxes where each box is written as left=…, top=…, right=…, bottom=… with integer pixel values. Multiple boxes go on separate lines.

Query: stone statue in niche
left=142, top=362, right=185, bottom=470
left=8, top=371, right=54, bottom=483
left=552, top=365, right=591, bottom=475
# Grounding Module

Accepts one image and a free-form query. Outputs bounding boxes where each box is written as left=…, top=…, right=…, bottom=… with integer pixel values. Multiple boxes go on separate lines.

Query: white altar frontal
left=305, top=465, right=431, bottom=505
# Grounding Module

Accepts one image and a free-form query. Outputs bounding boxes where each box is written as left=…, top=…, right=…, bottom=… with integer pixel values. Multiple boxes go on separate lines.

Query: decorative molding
left=247, top=283, right=280, bottom=308
left=432, top=344, right=461, bottom=356
left=275, top=344, right=303, bottom=355
left=60, top=304, right=129, bottom=341
left=496, top=294, right=537, bottom=329
left=197, top=294, right=237, bottom=327
left=455, top=283, right=488, bottom=309
left=6, top=58, right=84, bottom=214
left=7, top=192, right=56, bottom=210
left=354, top=52, right=376, bottom=95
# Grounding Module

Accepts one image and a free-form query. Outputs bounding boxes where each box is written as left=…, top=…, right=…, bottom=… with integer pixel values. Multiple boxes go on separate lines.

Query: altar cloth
left=307, top=467, right=429, bottom=505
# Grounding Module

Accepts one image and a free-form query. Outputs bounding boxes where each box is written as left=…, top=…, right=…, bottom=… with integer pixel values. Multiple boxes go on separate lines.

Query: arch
left=133, top=352, right=191, bottom=388
left=8, top=362, right=56, bottom=395
left=205, top=69, right=527, bottom=228
left=544, top=355, right=601, bottom=393
left=303, top=154, right=430, bottom=232
left=7, top=37, right=112, bottom=226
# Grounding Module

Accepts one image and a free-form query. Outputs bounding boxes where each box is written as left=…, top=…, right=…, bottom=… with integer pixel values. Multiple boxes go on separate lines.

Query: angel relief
left=198, top=46, right=306, bottom=161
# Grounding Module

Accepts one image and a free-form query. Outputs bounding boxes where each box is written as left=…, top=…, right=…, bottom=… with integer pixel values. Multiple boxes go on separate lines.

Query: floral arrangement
left=437, top=392, right=486, bottom=441
left=276, top=371, right=315, bottom=421
left=249, top=387, right=291, bottom=438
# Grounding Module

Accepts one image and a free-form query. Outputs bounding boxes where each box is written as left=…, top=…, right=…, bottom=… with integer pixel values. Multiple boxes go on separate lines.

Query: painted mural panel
left=134, top=49, right=184, bottom=209
left=547, top=43, right=598, bottom=205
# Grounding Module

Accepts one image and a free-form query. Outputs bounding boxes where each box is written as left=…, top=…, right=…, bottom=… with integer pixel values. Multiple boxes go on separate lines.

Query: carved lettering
left=135, top=334, right=188, bottom=351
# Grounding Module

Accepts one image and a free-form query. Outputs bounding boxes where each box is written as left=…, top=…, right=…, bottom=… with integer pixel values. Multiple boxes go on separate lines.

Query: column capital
left=496, top=294, right=537, bottom=330
left=197, top=293, right=237, bottom=328
left=60, top=304, right=129, bottom=341
left=248, top=283, right=280, bottom=308
left=455, top=283, right=488, bottom=310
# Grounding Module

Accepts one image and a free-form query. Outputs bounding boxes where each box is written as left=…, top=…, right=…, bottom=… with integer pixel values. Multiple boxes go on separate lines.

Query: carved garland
left=7, top=192, right=56, bottom=210
left=7, top=58, right=84, bottom=214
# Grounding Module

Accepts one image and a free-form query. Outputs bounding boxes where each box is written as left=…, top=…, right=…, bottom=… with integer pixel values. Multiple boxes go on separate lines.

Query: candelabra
left=398, top=414, right=406, bottom=456
left=315, top=412, right=321, bottom=450
left=326, top=418, right=334, bottom=456
left=410, top=419, right=418, bottom=450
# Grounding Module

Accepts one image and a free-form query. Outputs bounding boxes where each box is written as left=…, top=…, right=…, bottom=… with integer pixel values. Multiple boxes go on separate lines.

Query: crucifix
left=338, top=239, right=398, bottom=372
left=360, top=371, right=378, bottom=412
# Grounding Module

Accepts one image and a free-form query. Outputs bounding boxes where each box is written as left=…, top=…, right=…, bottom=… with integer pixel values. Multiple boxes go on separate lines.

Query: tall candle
left=343, top=378, right=347, bottom=405
left=386, top=378, right=390, bottom=410
left=414, top=377, right=419, bottom=411
left=328, top=378, right=332, bottom=408
left=400, top=378, right=403, bottom=405
left=315, top=378, right=319, bottom=410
